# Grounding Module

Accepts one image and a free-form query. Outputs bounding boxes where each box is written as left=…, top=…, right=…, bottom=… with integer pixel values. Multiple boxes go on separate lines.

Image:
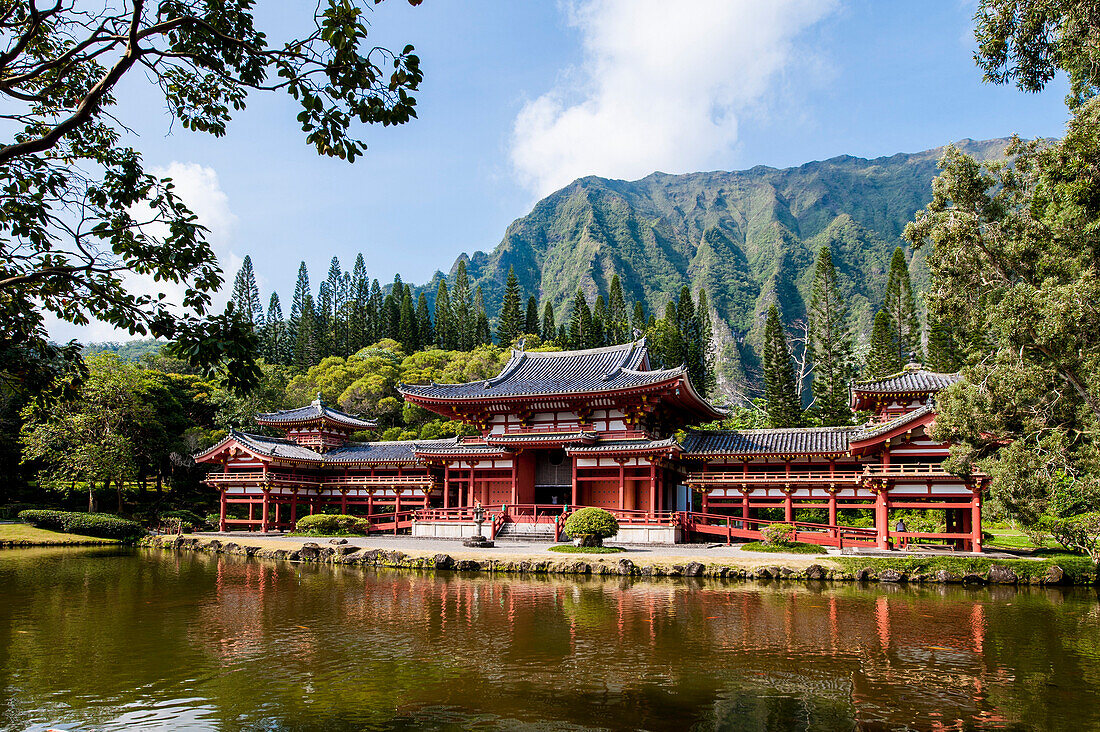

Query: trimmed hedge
left=563, top=507, right=619, bottom=540
left=742, top=540, right=826, bottom=554
left=762, top=523, right=796, bottom=546
left=18, top=510, right=144, bottom=540
left=293, top=514, right=371, bottom=535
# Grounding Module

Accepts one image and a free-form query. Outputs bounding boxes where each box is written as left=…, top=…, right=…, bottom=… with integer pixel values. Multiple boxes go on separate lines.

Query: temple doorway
left=534, top=449, right=571, bottom=505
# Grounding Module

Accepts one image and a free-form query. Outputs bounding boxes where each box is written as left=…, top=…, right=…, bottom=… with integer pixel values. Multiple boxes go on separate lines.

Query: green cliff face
left=435, top=138, right=1009, bottom=394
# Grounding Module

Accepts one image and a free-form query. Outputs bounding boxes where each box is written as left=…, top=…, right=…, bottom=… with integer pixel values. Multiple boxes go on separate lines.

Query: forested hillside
left=436, top=138, right=1008, bottom=392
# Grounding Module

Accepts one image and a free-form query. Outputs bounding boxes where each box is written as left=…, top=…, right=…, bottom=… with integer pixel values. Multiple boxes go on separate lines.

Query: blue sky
left=57, top=0, right=1070, bottom=342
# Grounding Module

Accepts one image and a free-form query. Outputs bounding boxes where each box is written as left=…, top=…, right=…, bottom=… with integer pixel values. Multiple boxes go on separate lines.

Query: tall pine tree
left=294, top=292, right=319, bottom=368
left=524, top=296, right=540, bottom=337
left=883, top=246, right=922, bottom=362
left=591, top=294, right=609, bottom=347
left=367, top=279, right=384, bottom=343
left=608, top=274, right=628, bottom=344
left=434, top=279, right=453, bottom=349
left=289, top=262, right=311, bottom=349
left=762, top=304, right=803, bottom=427
left=474, top=285, right=492, bottom=346
left=925, top=310, right=964, bottom=373
left=696, top=288, right=715, bottom=395
left=865, top=309, right=902, bottom=378
left=230, top=255, right=262, bottom=324
left=541, top=301, right=556, bottom=343
left=631, top=301, right=647, bottom=337
left=568, top=290, right=593, bottom=349
left=497, top=266, right=523, bottom=346
left=347, top=254, right=369, bottom=353
left=398, top=289, right=418, bottom=350
left=808, top=246, right=855, bottom=425
left=452, top=260, right=474, bottom=350
left=415, top=293, right=433, bottom=348
left=262, top=293, right=286, bottom=364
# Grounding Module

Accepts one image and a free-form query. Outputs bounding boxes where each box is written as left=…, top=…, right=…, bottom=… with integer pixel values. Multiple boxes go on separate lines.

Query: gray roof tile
left=681, top=427, right=859, bottom=456
left=399, top=340, right=686, bottom=400
left=852, top=369, right=960, bottom=395
left=567, top=437, right=680, bottom=454
left=852, top=404, right=935, bottom=441
left=256, top=397, right=376, bottom=430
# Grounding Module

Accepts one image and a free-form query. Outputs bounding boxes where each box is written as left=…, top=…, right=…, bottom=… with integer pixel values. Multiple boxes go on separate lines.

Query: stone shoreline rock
left=139, top=536, right=1092, bottom=585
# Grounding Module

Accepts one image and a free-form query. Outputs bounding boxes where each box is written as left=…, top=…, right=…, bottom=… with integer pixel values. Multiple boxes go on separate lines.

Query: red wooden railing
left=680, top=510, right=877, bottom=548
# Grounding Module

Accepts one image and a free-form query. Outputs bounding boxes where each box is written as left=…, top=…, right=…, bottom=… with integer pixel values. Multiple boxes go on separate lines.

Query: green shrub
left=548, top=545, right=624, bottom=554
left=563, top=507, right=619, bottom=540
left=741, top=540, right=825, bottom=554
left=1044, top=513, right=1100, bottom=562
left=159, top=509, right=207, bottom=531
left=18, top=510, right=144, bottom=540
left=761, top=523, right=795, bottom=546
left=293, top=514, right=371, bottom=535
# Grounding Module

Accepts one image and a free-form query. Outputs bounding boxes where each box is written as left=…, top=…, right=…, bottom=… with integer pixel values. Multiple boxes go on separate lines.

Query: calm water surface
left=1, top=548, right=1098, bottom=731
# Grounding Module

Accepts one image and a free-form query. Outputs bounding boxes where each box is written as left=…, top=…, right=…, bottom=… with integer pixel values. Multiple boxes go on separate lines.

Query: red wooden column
left=784, top=459, right=793, bottom=522
left=649, top=460, right=657, bottom=516
left=617, top=459, right=626, bottom=510
left=261, top=489, right=270, bottom=533
left=970, top=486, right=983, bottom=553
left=290, top=490, right=298, bottom=527
left=828, top=458, right=838, bottom=537
left=219, top=490, right=227, bottom=532
left=340, top=489, right=348, bottom=515
left=571, top=457, right=578, bottom=507
left=394, top=489, right=402, bottom=514
left=443, top=464, right=450, bottom=509
left=741, top=489, right=750, bottom=521
left=874, top=488, right=889, bottom=549
left=367, top=490, right=375, bottom=515
left=510, top=455, right=518, bottom=505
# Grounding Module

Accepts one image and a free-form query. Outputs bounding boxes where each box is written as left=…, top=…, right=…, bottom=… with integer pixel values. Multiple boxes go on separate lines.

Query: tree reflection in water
left=0, top=548, right=1097, bottom=731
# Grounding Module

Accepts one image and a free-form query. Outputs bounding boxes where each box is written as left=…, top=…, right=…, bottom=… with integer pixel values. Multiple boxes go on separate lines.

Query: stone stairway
left=495, top=521, right=558, bottom=542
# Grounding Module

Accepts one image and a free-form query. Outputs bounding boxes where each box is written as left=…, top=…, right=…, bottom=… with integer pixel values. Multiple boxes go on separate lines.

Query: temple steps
left=495, top=522, right=558, bottom=542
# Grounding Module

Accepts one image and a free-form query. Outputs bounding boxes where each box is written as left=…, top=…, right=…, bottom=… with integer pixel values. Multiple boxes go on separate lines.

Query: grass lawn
left=548, top=545, right=625, bottom=554
left=985, top=530, right=1041, bottom=550
left=0, top=523, right=119, bottom=546
left=741, top=541, right=826, bottom=554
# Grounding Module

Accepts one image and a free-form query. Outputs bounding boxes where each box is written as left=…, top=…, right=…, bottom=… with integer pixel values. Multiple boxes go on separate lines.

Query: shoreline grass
left=0, top=523, right=120, bottom=547
left=740, top=541, right=826, bottom=554
left=548, top=545, right=625, bottom=554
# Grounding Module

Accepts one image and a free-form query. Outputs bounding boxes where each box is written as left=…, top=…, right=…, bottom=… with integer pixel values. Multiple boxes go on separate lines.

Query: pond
left=0, top=547, right=1098, bottom=731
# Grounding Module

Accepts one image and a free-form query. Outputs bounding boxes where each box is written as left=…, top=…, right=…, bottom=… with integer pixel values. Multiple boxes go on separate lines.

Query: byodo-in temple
left=196, top=339, right=988, bottom=550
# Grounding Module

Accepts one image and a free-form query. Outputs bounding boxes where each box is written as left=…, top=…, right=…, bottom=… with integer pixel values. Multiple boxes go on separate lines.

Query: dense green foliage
left=761, top=306, right=802, bottom=427
left=761, top=523, right=797, bottom=546
left=563, top=507, right=620, bottom=540
left=807, top=247, right=855, bottom=424
left=18, top=509, right=143, bottom=540
left=293, top=514, right=371, bottom=535
left=547, top=545, right=625, bottom=554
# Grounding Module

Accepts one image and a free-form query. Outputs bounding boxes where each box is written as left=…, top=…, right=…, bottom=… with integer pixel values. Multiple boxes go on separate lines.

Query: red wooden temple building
left=196, top=340, right=986, bottom=550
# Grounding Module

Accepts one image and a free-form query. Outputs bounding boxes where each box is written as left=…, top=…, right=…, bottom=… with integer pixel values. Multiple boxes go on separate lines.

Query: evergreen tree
left=367, top=279, right=384, bottom=343
left=591, top=294, right=609, bottom=347
left=568, top=290, right=593, bottom=349
left=696, top=288, right=715, bottom=395
left=608, top=274, right=628, bottom=344
left=415, top=293, right=433, bottom=348
left=289, top=262, right=311, bottom=348
left=541, top=301, right=556, bottom=343
left=325, top=256, right=344, bottom=355
left=676, top=286, right=707, bottom=388
left=925, top=310, right=964, bottom=373
left=474, top=285, right=492, bottom=345
left=452, top=260, right=474, bottom=350
left=762, top=304, right=803, bottom=427
left=865, top=309, right=902, bottom=378
left=434, top=279, right=453, bottom=349
left=399, top=289, right=418, bottom=350
left=262, top=293, right=286, bottom=364
left=230, top=255, right=263, bottom=325
left=883, top=246, right=922, bottom=362
left=348, top=254, right=369, bottom=353
left=294, top=293, right=319, bottom=368
left=659, top=300, right=683, bottom=367
left=631, top=301, right=647, bottom=337
left=316, top=279, right=334, bottom=357
left=497, top=266, right=523, bottom=345
left=557, top=324, right=567, bottom=345
left=808, top=246, right=855, bottom=425
left=524, top=296, right=540, bottom=336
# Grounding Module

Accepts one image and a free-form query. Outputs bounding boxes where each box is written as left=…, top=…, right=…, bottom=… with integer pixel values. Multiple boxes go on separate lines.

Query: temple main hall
left=196, top=339, right=986, bottom=550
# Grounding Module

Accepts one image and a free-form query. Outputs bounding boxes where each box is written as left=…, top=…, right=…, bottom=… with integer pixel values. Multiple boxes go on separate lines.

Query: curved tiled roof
left=326, top=439, right=454, bottom=464
left=399, top=340, right=686, bottom=400
left=256, top=396, right=376, bottom=430
left=851, top=404, right=935, bottom=442
left=412, top=438, right=510, bottom=458
left=566, top=437, right=680, bottom=454
left=231, top=431, right=324, bottom=461
left=485, top=430, right=598, bottom=445
left=852, top=369, right=960, bottom=395
left=680, top=426, right=860, bottom=456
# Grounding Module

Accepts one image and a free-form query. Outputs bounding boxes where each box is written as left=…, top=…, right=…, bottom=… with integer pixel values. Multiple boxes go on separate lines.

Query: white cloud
left=46, top=161, right=239, bottom=343
left=510, top=0, right=839, bottom=197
